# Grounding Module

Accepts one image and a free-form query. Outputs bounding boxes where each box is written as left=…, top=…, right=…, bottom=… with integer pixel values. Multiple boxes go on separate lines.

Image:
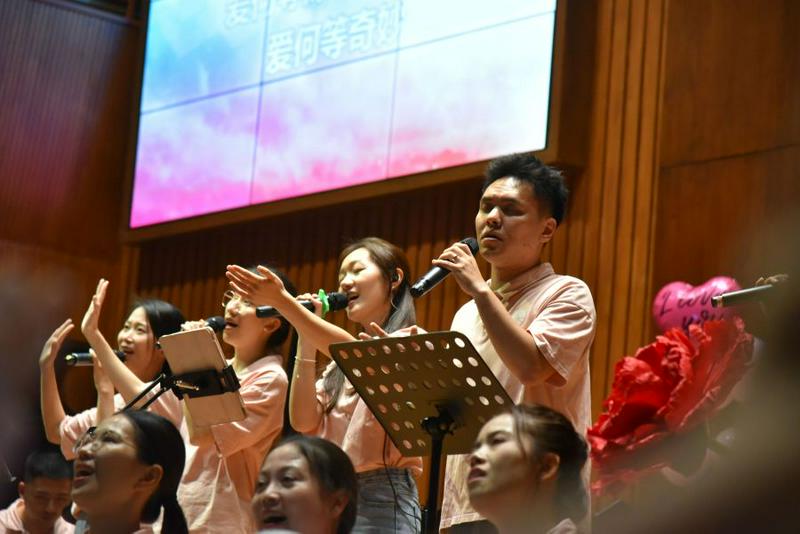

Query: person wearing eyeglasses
left=71, top=410, right=187, bottom=534
left=81, top=268, right=296, bottom=532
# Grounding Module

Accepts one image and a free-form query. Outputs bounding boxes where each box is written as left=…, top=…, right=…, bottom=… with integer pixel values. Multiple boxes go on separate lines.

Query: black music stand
left=330, top=331, right=512, bottom=534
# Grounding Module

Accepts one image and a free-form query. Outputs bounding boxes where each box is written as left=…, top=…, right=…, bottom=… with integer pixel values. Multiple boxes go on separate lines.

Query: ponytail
left=511, top=404, right=589, bottom=521
left=161, top=494, right=188, bottom=534
left=142, top=493, right=187, bottom=534
left=554, top=448, right=588, bottom=521
left=120, top=411, right=187, bottom=533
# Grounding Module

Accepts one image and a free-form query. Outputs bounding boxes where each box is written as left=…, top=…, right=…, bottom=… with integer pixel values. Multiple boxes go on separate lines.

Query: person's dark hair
left=323, top=237, right=416, bottom=412
left=23, top=451, right=71, bottom=482
left=274, top=435, right=358, bottom=534
left=129, top=299, right=185, bottom=376
left=483, top=152, right=569, bottom=225
left=132, top=299, right=186, bottom=341
left=511, top=404, right=588, bottom=521
left=247, top=264, right=298, bottom=352
left=121, top=410, right=188, bottom=534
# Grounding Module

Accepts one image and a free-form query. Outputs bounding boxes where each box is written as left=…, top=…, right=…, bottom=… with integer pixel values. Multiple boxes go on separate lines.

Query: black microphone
left=711, top=284, right=778, bottom=308
left=410, top=237, right=480, bottom=298
left=205, top=315, right=225, bottom=332
left=65, top=349, right=126, bottom=367
left=256, top=292, right=349, bottom=318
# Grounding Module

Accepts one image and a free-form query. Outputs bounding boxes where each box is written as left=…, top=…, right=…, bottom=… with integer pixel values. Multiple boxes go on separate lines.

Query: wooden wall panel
left=0, top=0, right=139, bottom=493
left=655, top=146, right=800, bottom=292
left=654, top=0, right=800, bottom=311
left=660, top=0, right=800, bottom=166
left=0, top=0, right=139, bottom=333
left=0, top=0, right=137, bottom=258
left=567, top=0, right=668, bottom=414
left=134, top=180, right=486, bottom=334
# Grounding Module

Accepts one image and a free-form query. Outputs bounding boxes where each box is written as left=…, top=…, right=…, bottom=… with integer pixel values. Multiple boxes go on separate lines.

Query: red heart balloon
left=652, top=276, right=741, bottom=332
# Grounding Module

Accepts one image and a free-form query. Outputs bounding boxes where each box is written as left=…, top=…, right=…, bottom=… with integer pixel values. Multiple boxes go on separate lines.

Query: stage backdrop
left=130, top=0, right=557, bottom=228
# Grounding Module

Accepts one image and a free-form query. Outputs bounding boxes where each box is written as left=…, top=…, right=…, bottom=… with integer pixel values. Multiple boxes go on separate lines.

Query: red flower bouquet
left=588, top=318, right=752, bottom=495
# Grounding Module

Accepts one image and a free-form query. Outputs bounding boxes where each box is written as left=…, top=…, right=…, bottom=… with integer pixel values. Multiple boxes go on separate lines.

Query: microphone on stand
left=410, top=237, right=480, bottom=298
left=256, top=292, right=349, bottom=318
left=65, top=349, right=126, bottom=367
left=711, top=284, right=779, bottom=308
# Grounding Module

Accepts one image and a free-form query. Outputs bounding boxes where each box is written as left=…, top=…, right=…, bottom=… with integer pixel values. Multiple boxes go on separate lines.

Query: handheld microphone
left=410, top=237, right=480, bottom=298
left=256, top=292, right=349, bottom=318
left=65, top=349, right=126, bottom=367
left=711, top=284, right=778, bottom=308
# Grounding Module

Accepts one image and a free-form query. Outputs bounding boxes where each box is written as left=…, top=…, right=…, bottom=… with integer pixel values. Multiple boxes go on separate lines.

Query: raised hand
left=226, top=265, right=288, bottom=307
left=39, top=319, right=75, bottom=368
left=81, top=278, right=109, bottom=339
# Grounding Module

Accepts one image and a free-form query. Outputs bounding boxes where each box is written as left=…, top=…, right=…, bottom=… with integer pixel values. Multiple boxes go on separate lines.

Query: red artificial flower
left=588, top=318, right=752, bottom=495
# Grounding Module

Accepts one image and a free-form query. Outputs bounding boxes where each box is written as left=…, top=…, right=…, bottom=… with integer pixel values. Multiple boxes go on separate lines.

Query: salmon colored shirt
left=439, top=262, right=596, bottom=531
left=0, top=498, right=74, bottom=533
left=311, top=362, right=423, bottom=476
left=175, top=355, right=287, bottom=533
left=58, top=380, right=186, bottom=460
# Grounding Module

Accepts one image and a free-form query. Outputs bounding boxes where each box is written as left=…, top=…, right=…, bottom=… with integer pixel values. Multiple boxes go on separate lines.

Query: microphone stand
left=328, top=331, right=512, bottom=534
left=121, top=366, right=240, bottom=412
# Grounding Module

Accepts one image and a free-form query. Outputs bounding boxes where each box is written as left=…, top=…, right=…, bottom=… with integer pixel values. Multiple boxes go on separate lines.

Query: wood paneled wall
left=566, top=0, right=668, bottom=411
left=654, top=0, right=800, bottom=292
left=136, top=179, right=486, bottom=337
left=0, top=0, right=139, bottom=491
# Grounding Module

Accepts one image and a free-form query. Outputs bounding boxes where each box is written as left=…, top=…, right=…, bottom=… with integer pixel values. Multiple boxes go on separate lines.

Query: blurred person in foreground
left=252, top=434, right=358, bottom=534
left=71, top=410, right=187, bottom=534
left=468, top=404, right=588, bottom=534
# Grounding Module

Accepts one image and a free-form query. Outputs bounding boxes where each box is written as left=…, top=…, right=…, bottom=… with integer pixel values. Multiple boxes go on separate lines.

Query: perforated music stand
left=329, top=331, right=513, bottom=534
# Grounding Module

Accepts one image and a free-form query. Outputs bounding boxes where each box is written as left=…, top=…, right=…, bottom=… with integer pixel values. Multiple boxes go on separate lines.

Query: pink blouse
left=311, top=362, right=422, bottom=475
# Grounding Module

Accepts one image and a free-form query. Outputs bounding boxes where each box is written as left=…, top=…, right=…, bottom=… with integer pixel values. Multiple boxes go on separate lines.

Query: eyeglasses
left=222, top=290, right=254, bottom=309
left=73, top=426, right=137, bottom=454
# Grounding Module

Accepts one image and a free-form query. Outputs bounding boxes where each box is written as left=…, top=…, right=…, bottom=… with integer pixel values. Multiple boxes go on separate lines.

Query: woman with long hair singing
left=228, top=237, right=422, bottom=533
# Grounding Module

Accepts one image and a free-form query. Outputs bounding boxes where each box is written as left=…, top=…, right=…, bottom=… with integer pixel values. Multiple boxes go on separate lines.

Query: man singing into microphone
left=437, top=153, right=596, bottom=533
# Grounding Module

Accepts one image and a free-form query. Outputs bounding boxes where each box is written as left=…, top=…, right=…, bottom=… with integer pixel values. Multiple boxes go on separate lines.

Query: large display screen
left=130, top=0, right=557, bottom=228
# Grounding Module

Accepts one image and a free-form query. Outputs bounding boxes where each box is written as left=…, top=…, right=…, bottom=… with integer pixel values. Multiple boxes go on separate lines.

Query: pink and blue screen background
left=130, top=0, right=556, bottom=228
